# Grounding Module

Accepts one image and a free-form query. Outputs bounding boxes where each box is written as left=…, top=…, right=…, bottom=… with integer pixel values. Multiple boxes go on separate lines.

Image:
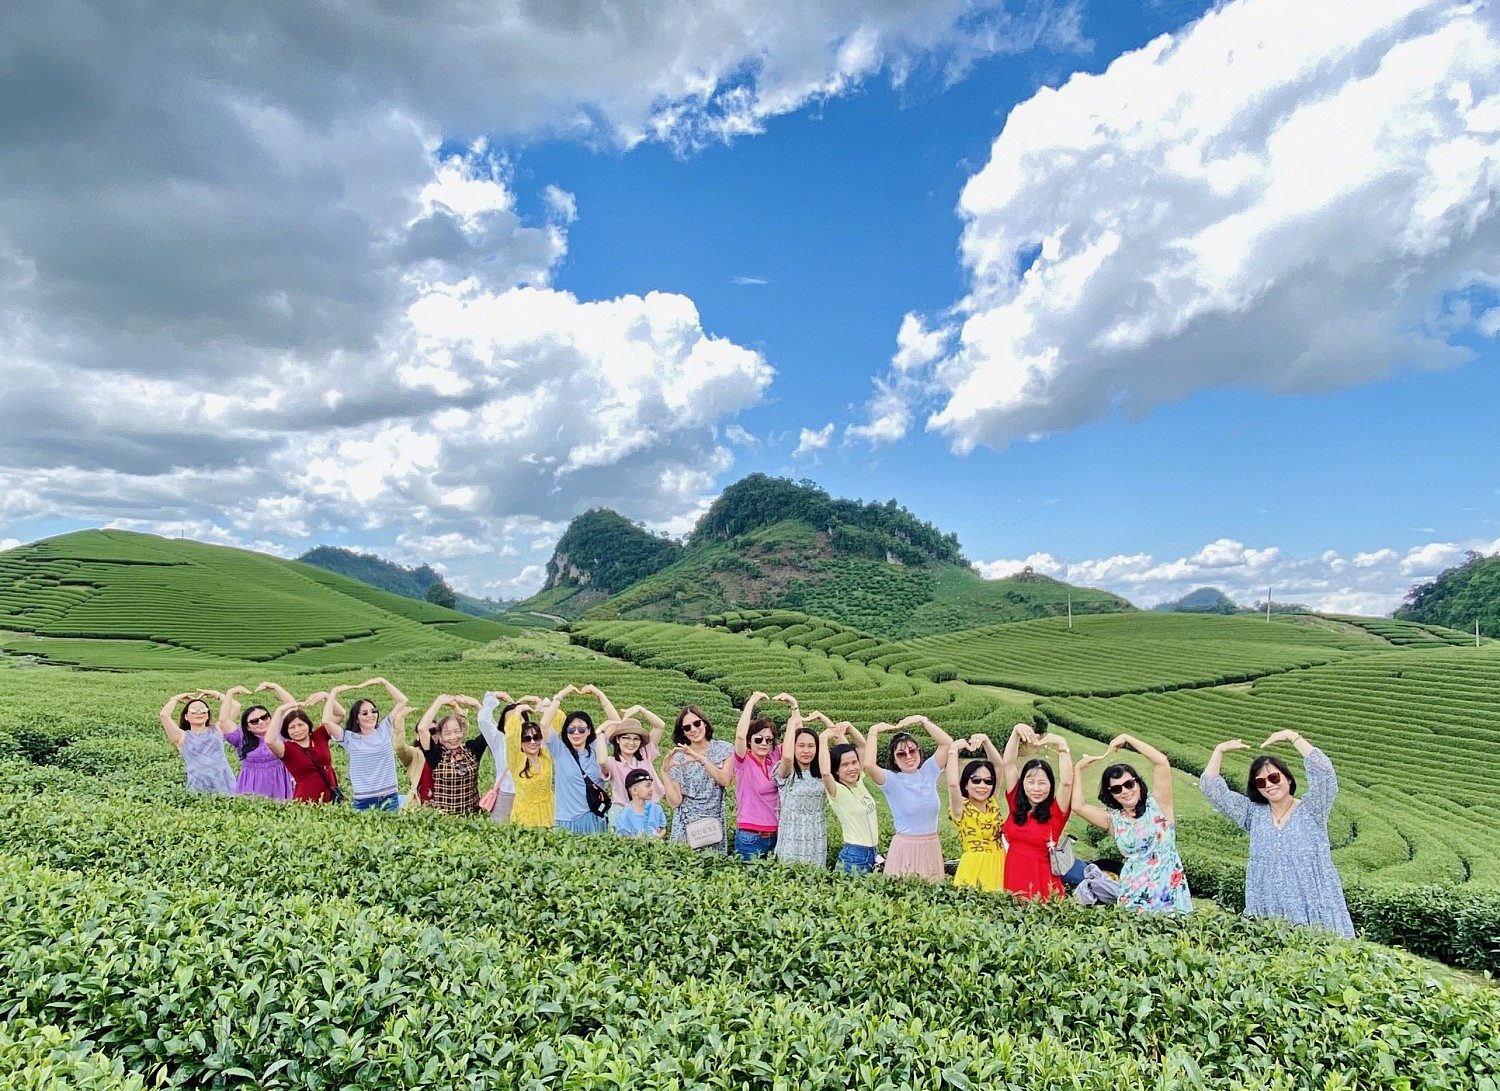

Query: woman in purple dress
left=217, top=683, right=294, bottom=801
left=159, top=691, right=237, bottom=795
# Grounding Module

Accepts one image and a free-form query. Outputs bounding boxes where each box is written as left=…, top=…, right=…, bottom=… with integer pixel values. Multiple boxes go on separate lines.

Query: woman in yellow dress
left=947, top=733, right=1005, bottom=890
left=502, top=698, right=555, bottom=828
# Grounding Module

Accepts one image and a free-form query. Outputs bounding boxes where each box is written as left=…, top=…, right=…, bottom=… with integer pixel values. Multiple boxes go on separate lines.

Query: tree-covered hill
left=1396, top=550, right=1500, bottom=637
left=522, top=476, right=1132, bottom=637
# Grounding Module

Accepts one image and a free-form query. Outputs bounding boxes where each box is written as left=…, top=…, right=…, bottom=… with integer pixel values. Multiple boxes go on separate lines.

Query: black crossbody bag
left=566, top=744, right=611, bottom=818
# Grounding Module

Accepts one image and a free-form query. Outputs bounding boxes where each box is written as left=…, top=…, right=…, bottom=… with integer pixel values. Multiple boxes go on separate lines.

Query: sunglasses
left=893, top=746, right=920, bottom=757
left=750, top=735, right=774, bottom=744
left=1107, top=779, right=1138, bottom=795
left=521, top=732, right=542, bottom=743
left=969, top=776, right=994, bottom=785
left=247, top=714, right=270, bottom=726
left=682, top=719, right=705, bottom=729
left=1254, top=771, right=1285, bottom=789
left=566, top=724, right=590, bottom=734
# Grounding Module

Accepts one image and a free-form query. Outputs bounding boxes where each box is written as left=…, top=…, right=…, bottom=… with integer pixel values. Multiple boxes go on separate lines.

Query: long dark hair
left=506, top=706, right=541, bottom=779
left=791, top=726, right=821, bottom=778
left=178, top=698, right=211, bottom=733
left=1098, top=762, right=1149, bottom=818
left=237, top=705, right=269, bottom=758
left=345, top=698, right=378, bottom=735
left=1012, top=758, right=1057, bottom=825
left=672, top=706, right=713, bottom=746
left=1246, top=755, right=1296, bottom=805
left=562, top=710, right=595, bottom=754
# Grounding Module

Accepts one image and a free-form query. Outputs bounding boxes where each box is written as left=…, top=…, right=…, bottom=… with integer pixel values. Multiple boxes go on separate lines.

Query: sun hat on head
left=606, top=718, right=649, bottom=741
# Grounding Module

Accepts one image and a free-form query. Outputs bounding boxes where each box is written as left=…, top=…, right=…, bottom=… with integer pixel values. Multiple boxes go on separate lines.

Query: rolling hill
left=297, top=545, right=509, bottom=618
left=0, top=530, right=519, bottom=669
left=522, top=475, right=1134, bottom=638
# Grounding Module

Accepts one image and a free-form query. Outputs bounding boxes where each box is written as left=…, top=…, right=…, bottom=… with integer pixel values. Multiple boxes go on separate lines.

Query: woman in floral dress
left=1073, top=733, right=1191, bottom=914
left=661, top=706, right=735, bottom=853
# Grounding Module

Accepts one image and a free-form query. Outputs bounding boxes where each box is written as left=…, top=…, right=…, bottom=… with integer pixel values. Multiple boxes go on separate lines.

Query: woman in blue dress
left=1199, top=730, right=1354, bottom=937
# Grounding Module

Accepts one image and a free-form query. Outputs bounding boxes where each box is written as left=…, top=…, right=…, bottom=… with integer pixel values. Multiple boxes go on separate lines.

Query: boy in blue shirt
left=612, top=768, right=666, bottom=839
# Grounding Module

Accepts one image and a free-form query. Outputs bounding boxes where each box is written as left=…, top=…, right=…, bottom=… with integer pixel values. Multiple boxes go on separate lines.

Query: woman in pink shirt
left=732, top=691, right=789, bottom=860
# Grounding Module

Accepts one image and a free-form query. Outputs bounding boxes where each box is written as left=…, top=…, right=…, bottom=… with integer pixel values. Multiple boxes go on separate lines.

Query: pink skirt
left=883, top=833, right=944, bottom=882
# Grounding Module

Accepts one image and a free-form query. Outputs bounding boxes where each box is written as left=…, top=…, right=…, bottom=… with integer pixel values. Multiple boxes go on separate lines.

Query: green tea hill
left=297, top=545, right=509, bottom=618
left=523, top=474, right=1133, bottom=638
left=0, top=530, right=518, bottom=669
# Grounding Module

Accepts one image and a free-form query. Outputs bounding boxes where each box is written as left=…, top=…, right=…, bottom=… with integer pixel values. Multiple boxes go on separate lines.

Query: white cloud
left=731, top=275, right=770, bottom=286
left=0, top=538, right=20, bottom=553
left=868, top=0, right=1500, bottom=453
left=974, top=534, right=1500, bottom=614
left=722, top=423, right=761, bottom=450
left=847, top=312, right=951, bottom=446
left=793, top=423, right=836, bottom=459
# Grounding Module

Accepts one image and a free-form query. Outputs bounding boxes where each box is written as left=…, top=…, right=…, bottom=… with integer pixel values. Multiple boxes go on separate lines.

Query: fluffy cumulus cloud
left=793, top=423, right=837, bottom=459
left=854, top=0, right=1500, bottom=450
left=976, top=534, right=1500, bottom=615
left=0, top=0, right=1074, bottom=593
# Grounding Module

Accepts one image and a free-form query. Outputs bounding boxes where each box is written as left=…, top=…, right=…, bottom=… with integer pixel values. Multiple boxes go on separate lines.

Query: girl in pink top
left=600, top=706, right=665, bottom=814
left=732, top=691, right=788, bottom=860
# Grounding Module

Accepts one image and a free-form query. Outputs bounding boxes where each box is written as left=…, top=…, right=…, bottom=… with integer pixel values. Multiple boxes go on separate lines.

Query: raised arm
left=158, top=693, right=191, bottom=748
left=621, top=705, right=666, bottom=751
left=263, top=700, right=299, bottom=760
left=862, top=723, right=891, bottom=786
left=1199, top=739, right=1253, bottom=831
left=1037, top=733, right=1073, bottom=803
left=255, top=681, right=294, bottom=704
left=368, top=677, right=410, bottom=732
left=1000, top=723, right=1034, bottom=793
left=775, top=709, right=801, bottom=777
left=537, top=685, right=575, bottom=741
left=1109, top=732, right=1175, bottom=821
left=475, top=692, right=509, bottom=762
left=321, top=685, right=350, bottom=739
left=735, top=691, right=768, bottom=758
left=898, top=715, right=953, bottom=769
left=1263, top=729, right=1334, bottom=820
left=946, top=739, right=969, bottom=821
left=416, top=695, right=450, bottom=749
left=1069, top=754, right=1113, bottom=831
left=578, top=684, right=622, bottom=724
left=217, top=686, right=250, bottom=734
left=817, top=726, right=842, bottom=796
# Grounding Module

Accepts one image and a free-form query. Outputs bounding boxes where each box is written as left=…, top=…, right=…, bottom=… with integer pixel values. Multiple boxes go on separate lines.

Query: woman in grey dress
left=661, top=706, right=735, bottom=853
left=1199, top=729, right=1354, bottom=937
left=159, top=691, right=237, bottom=795
left=773, top=711, right=828, bottom=867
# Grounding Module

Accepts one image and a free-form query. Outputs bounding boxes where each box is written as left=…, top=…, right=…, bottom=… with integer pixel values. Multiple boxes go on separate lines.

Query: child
left=612, top=768, right=667, bottom=839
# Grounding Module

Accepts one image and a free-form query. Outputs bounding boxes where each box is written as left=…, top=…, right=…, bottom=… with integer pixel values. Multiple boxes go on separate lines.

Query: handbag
left=566, top=743, right=612, bottom=819
left=302, top=739, right=344, bottom=804
left=684, top=815, right=725, bottom=849
left=1048, top=834, right=1078, bottom=878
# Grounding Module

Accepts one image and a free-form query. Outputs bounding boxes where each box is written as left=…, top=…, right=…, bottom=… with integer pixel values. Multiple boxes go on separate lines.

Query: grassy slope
left=0, top=530, right=515, bottom=668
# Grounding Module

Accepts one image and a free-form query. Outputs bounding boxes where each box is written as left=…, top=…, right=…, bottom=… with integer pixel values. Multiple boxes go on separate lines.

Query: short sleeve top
left=878, top=756, right=942, bottom=835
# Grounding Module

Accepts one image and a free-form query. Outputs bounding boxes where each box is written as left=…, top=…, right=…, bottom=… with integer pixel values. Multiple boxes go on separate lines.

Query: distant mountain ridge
left=298, top=546, right=508, bottom=618
left=1152, top=587, right=1239, bottom=614
left=524, top=474, right=1134, bottom=639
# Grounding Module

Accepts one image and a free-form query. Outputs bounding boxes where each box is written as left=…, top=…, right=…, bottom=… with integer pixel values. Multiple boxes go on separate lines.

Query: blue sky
left=1, top=0, right=1497, bottom=613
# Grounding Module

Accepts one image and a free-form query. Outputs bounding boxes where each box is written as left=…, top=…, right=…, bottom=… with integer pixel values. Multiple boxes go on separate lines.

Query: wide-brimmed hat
left=605, top=718, right=649, bottom=741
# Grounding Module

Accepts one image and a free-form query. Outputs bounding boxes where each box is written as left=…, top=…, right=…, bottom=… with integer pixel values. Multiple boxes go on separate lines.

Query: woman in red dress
left=999, top=724, right=1073, bottom=900
left=265, top=698, right=341, bottom=803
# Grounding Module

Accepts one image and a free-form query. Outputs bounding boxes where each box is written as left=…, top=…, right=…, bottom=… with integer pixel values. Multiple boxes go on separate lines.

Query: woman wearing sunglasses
left=500, top=696, right=555, bottom=828
left=1072, top=734, right=1191, bottom=914
left=863, top=715, right=956, bottom=881
left=732, top=691, right=792, bottom=860
left=216, top=682, right=295, bottom=800
left=946, top=734, right=1006, bottom=891
left=541, top=684, right=611, bottom=834
left=662, top=705, right=735, bottom=853
left=1200, top=730, right=1353, bottom=937
left=159, top=690, right=238, bottom=795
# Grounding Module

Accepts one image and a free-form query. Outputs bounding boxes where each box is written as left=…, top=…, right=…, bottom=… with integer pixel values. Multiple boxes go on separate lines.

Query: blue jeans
left=353, top=793, right=400, bottom=813
left=734, top=828, right=777, bottom=861
left=838, top=844, right=877, bottom=874
left=557, top=813, right=607, bottom=835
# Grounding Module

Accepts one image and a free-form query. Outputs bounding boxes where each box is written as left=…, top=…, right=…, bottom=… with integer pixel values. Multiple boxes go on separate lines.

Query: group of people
left=160, top=680, right=1354, bottom=935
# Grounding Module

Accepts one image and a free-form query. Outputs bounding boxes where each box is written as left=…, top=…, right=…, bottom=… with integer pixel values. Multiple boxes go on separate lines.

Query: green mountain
left=1396, top=550, right=1500, bottom=638
left=1152, top=587, right=1239, bottom=614
left=0, top=530, right=518, bottom=669
left=524, top=475, right=1133, bottom=639
left=298, top=545, right=507, bottom=618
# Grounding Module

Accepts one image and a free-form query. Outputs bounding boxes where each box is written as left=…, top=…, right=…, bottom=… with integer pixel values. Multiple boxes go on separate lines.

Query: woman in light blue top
left=862, top=716, right=954, bottom=882
left=542, top=684, right=611, bottom=834
left=322, top=677, right=410, bottom=812
left=1200, top=730, right=1353, bottom=937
